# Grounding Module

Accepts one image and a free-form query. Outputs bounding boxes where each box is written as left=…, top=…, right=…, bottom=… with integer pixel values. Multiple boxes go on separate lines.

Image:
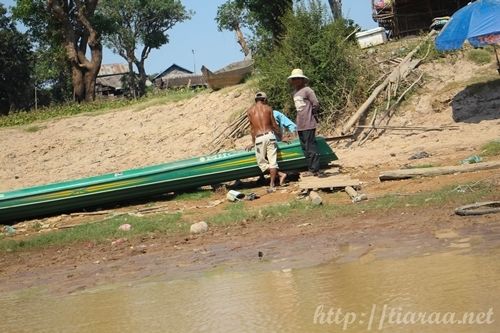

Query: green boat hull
left=0, top=138, right=338, bottom=223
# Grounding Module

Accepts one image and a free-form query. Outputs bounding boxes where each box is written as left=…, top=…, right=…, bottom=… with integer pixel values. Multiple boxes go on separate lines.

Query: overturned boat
left=0, top=138, right=338, bottom=223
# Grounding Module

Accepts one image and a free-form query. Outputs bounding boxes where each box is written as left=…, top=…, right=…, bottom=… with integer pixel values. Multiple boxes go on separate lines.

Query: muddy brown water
left=1, top=248, right=499, bottom=333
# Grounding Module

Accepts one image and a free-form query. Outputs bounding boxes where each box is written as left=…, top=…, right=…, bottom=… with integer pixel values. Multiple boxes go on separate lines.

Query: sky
left=3, top=0, right=377, bottom=75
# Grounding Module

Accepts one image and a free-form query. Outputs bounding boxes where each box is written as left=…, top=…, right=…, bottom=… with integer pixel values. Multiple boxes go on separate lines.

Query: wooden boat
left=201, top=59, right=253, bottom=90
left=0, top=138, right=338, bottom=223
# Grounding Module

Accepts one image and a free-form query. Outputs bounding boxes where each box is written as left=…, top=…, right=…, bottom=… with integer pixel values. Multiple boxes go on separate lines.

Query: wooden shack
left=153, top=64, right=206, bottom=89
left=372, top=0, right=471, bottom=37
left=96, top=64, right=129, bottom=98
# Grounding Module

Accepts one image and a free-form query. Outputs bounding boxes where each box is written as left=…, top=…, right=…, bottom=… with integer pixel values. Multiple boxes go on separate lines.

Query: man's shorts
left=254, top=132, right=279, bottom=172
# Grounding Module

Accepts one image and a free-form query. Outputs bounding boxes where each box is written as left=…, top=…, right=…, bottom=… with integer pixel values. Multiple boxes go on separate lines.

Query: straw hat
left=287, top=68, right=309, bottom=81
left=255, top=91, right=268, bottom=101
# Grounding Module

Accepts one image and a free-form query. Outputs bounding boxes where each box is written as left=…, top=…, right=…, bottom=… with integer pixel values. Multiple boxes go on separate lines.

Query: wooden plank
left=345, top=186, right=359, bottom=199
left=300, top=176, right=361, bottom=190
left=379, top=161, right=500, bottom=181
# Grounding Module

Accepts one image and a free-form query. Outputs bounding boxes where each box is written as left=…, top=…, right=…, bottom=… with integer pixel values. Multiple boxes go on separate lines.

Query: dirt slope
left=0, top=52, right=498, bottom=193
left=0, top=86, right=254, bottom=191
left=334, top=57, right=500, bottom=170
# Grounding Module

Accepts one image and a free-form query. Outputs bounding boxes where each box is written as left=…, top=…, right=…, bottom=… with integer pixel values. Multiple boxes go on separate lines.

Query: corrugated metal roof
left=98, top=64, right=129, bottom=77
left=153, top=64, right=193, bottom=80
left=158, top=74, right=206, bottom=88
left=96, top=74, right=125, bottom=89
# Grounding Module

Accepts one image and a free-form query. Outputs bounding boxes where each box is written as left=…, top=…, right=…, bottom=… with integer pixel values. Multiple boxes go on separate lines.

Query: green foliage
left=14, top=0, right=108, bottom=103
left=99, top=0, right=191, bottom=97
left=239, top=0, right=292, bottom=42
left=255, top=1, right=367, bottom=126
left=13, top=1, right=73, bottom=104
left=480, top=139, right=500, bottom=157
left=467, top=49, right=492, bottom=65
left=216, top=0, right=248, bottom=32
left=0, top=4, right=33, bottom=114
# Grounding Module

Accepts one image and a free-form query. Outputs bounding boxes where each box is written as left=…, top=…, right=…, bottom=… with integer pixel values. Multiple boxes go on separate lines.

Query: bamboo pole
left=379, top=161, right=500, bottom=181
left=341, top=30, right=436, bottom=135
left=357, top=125, right=458, bottom=131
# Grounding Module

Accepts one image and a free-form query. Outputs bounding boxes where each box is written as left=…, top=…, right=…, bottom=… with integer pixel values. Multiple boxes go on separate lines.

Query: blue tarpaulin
left=435, top=0, right=500, bottom=51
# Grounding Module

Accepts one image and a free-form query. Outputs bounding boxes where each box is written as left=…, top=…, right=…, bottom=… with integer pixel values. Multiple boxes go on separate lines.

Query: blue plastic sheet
left=435, top=0, right=500, bottom=51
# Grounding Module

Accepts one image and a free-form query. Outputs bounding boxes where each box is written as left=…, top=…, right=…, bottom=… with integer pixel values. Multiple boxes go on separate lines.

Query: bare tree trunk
left=134, top=46, right=152, bottom=97
left=126, top=60, right=137, bottom=98
left=235, top=25, right=250, bottom=57
left=69, top=47, right=101, bottom=102
left=328, top=0, right=342, bottom=20
left=71, top=65, right=85, bottom=102
left=136, top=60, right=148, bottom=97
left=83, top=69, right=97, bottom=102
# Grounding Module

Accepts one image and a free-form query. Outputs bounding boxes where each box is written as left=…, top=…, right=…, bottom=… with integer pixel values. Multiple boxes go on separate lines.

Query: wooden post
left=309, top=191, right=323, bottom=205
left=345, top=186, right=368, bottom=203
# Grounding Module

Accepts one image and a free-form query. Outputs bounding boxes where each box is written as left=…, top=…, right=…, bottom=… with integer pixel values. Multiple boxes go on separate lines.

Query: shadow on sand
left=451, top=78, right=500, bottom=123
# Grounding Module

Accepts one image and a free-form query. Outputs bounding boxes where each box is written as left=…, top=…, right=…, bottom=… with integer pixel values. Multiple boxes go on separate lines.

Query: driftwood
left=455, top=201, right=500, bottom=216
left=356, top=125, right=459, bottom=131
left=341, top=30, right=436, bottom=135
left=358, top=108, right=379, bottom=145
left=358, top=72, right=424, bottom=145
left=379, top=161, right=500, bottom=181
left=69, top=210, right=111, bottom=217
left=324, top=134, right=354, bottom=142
left=374, top=73, right=423, bottom=126
left=309, top=191, right=323, bottom=205
left=345, top=186, right=368, bottom=203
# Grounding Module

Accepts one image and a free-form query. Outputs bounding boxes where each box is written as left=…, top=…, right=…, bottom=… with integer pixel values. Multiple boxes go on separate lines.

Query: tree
left=0, top=4, right=33, bottom=115
left=216, top=0, right=251, bottom=57
left=239, top=0, right=292, bottom=42
left=15, top=0, right=105, bottom=103
left=327, top=0, right=342, bottom=20
left=256, top=0, right=367, bottom=127
left=100, top=0, right=191, bottom=97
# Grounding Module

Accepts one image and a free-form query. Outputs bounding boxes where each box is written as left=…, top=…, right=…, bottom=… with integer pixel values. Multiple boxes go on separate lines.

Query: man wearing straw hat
left=288, top=69, right=322, bottom=177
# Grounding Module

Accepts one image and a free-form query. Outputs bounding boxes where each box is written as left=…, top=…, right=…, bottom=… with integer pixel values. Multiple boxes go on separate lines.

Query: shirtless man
left=247, top=92, right=287, bottom=190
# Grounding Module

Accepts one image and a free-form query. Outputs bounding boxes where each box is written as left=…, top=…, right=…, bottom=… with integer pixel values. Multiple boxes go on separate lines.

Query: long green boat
left=0, top=138, right=338, bottom=223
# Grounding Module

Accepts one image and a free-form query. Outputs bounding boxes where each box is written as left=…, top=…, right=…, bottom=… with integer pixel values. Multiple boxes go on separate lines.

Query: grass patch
left=209, top=181, right=495, bottom=225
left=480, top=140, right=500, bottom=157
left=0, top=89, right=203, bottom=128
left=209, top=202, right=251, bottom=226
left=174, top=189, right=213, bottom=201
left=405, top=163, right=438, bottom=169
left=1, top=181, right=495, bottom=253
left=0, top=213, right=183, bottom=252
left=467, top=49, right=492, bottom=66
left=24, top=125, right=47, bottom=132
